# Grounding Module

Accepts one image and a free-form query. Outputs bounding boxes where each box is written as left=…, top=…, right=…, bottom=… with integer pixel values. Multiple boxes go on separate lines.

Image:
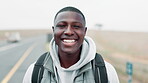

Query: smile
left=62, top=39, right=77, bottom=46
left=63, top=39, right=76, bottom=43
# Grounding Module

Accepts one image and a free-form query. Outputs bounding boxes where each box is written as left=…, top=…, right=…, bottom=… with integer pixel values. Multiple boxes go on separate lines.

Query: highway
left=0, top=35, right=48, bottom=83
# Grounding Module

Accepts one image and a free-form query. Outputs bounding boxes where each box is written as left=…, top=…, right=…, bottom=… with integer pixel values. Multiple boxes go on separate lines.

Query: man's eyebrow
left=72, top=22, right=82, bottom=24
left=56, top=21, right=66, bottom=24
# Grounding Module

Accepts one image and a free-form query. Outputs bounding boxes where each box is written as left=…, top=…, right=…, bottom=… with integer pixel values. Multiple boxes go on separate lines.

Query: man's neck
left=58, top=50, right=81, bottom=68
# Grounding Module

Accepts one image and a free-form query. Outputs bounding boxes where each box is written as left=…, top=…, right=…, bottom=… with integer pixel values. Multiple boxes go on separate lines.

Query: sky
left=0, top=0, right=148, bottom=32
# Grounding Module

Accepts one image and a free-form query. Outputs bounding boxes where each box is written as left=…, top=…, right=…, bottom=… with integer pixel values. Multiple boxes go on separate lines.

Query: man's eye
left=56, top=25, right=66, bottom=27
left=73, top=25, right=80, bottom=28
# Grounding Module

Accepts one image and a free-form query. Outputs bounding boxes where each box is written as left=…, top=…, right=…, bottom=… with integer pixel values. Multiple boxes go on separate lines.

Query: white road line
left=1, top=43, right=37, bottom=83
left=0, top=44, right=21, bottom=52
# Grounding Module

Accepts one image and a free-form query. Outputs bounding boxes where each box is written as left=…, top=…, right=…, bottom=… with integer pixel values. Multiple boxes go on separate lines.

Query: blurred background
left=0, top=0, right=148, bottom=83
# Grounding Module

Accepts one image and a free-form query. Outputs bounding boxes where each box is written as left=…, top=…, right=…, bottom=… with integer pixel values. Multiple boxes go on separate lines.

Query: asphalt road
left=0, top=35, right=48, bottom=83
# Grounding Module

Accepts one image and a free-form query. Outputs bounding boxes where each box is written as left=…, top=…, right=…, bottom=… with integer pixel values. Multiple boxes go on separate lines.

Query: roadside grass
left=45, top=42, right=50, bottom=51
left=87, top=30, right=148, bottom=83
left=0, top=29, right=51, bottom=41
left=0, top=31, right=7, bottom=40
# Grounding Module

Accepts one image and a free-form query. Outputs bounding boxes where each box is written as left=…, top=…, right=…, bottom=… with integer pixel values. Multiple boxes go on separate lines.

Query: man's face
left=53, top=11, right=87, bottom=54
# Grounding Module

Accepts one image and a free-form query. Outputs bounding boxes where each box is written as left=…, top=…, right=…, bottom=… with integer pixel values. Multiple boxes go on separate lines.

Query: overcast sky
left=0, top=0, right=148, bottom=32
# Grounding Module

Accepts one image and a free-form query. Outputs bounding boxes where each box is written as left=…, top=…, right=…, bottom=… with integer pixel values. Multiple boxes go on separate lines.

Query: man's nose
left=64, top=25, right=74, bottom=35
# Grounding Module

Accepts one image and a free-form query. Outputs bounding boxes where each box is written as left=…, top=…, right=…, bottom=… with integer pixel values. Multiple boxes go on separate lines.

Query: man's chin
left=63, top=50, right=75, bottom=54
left=61, top=49, right=78, bottom=55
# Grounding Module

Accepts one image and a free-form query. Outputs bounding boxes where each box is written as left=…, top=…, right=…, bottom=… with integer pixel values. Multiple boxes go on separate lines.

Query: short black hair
left=54, top=6, right=86, bottom=25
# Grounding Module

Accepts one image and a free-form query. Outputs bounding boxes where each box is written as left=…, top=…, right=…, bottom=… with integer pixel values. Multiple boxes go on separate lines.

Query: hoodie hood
left=49, top=36, right=96, bottom=71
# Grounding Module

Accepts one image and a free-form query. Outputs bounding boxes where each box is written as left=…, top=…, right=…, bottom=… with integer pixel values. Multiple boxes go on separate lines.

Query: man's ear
left=84, top=27, right=87, bottom=34
left=52, top=26, right=54, bottom=31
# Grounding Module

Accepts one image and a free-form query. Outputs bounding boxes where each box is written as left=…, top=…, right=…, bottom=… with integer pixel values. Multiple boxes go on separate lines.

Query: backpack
left=32, top=52, right=108, bottom=83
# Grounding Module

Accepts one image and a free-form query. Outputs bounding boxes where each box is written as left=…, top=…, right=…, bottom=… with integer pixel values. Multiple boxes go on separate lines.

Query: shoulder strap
left=32, top=52, right=49, bottom=83
left=32, top=52, right=108, bottom=83
left=92, top=53, right=108, bottom=83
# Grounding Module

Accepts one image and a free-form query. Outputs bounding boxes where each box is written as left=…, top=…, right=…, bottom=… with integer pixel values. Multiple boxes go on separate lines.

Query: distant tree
left=95, top=23, right=103, bottom=30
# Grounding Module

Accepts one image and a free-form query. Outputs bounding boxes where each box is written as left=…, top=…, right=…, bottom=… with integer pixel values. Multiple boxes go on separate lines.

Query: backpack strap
left=92, top=53, right=108, bottom=83
left=32, top=52, right=49, bottom=83
left=32, top=52, right=108, bottom=83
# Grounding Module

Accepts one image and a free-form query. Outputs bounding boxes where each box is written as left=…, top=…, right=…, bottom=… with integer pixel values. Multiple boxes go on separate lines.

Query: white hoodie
left=49, top=36, right=96, bottom=83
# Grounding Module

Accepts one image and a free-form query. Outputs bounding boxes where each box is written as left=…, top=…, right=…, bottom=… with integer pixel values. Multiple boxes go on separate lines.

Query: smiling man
left=23, top=6, right=119, bottom=83
left=53, top=8, right=87, bottom=68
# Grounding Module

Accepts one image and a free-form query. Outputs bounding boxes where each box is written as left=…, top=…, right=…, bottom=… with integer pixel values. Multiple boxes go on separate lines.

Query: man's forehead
left=56, top=11, right=83, bottom=19
left=54, top=11, right=85, bottom=25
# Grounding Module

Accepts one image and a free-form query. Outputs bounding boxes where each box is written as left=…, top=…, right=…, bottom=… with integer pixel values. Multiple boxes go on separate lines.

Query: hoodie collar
left=43, top=55, right=54, bottom=74
left=43, top=54, right=92, bottom=75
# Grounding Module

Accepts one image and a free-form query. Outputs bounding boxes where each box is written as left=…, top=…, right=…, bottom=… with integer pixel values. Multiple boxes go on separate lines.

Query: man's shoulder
left=23, top=62, right=35, bottom=83
left=104, top=61, right=120, bottom=83
left=26, top=62, right=36, bottom=74
left=104, top=61, right=116, bottom=72
left=104, top=61, right=114, bottom=68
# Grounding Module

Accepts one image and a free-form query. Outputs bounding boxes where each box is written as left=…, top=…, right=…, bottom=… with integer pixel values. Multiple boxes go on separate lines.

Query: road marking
left=1, top=43, right=36, bottom=83
left=0, top=43, right=21, bottom=52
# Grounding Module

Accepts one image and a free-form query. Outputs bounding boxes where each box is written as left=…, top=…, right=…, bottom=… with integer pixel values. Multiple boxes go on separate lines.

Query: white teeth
left=63, top=39, right=75, bottom=43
